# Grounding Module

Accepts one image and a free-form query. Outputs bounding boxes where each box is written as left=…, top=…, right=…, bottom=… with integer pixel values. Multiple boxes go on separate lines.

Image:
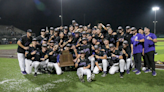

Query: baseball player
left=17, top=29, right=32, bottom=75
left=75, top=50, right=95, bottom=82
left=108, top=44, right=125, bottom=78
left=131, top=27, right=144, bottom=75
left=25, top=38, right=38, bottom=74
left=47, top=44, right=62, bottom=75
left=92, top=45, right=108, bottom=77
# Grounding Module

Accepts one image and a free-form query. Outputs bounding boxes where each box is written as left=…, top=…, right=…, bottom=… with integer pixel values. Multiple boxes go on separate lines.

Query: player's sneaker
left=142, top=67, right=146, bottom=71
left=126, top=70, right=130, bottom=74
left=133, top=68, right=138, bottom=72
left=79, top=75, right=84, bottom=82
left=135, top=70, right=141, bottom=75
left=34, top=72, right=37, bottom=77
left=91, top=73, right=95, bottom=80
left=120, top=72, right=124, bottom=78
left=152, top=71, right=157, bottom=76
left=101, top=73, right=106, bottom=77
left=21, top=71, right=27, bottom=75
left=144, top=69, right=151, bottom=73
left=87, top=77, right=92, bottom=82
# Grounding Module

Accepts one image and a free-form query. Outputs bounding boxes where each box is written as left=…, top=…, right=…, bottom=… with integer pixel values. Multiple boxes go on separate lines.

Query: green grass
left=157, top=38, right=164, bottom=40
left=0, top=44, right=18, bottom=50
left=0, top=58, right=164, bottom=92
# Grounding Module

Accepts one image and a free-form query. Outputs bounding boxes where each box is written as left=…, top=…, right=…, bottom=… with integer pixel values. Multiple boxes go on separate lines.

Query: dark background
left=0, top=0, right=164, bottom=36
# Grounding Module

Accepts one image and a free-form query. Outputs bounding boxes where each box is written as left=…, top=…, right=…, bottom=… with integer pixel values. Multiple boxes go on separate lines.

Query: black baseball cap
left=126, top=26, right=130, bottom=29
left=109, top=43, right=115, bottom=48
left=81, top=37, right=88, bottom=41
left=118, top=26, right=123, bottom=30
left=32, top=38, right=37, bottom=41
left=75, top=23, right=79, bottom=26
left=80, top=50, right=85, bottom=54
left=64, top=26, right=68, bottom=30
left=82, top=31, right=87, bottom=34
left=43, top=38, right=47, bottom=41
left=74, top=30, right=80, bottom=34
left=72, top=20, right=76, bottom=23
left=50, top=40, right=54, bottom=43
left=123, top=40, right=128, bottom=44
left=42, top=44, right=48, bottom=47
left=27, top=29, right=32, bottom=33
left=106, top=24, right=111, bottom=27
left=41, top=29, right=45, bottom=32
left=68, top=32, right=72, bottom=36
left=94, top=45, right=99, bottom=50
left=66, top=43, right=71, bottom=47
left=79, top=25, right=83, bottom=28
left=50, top=27, right=54, bottom=30
left=54, top=28, right=59, bottom=32
left=131, top=27, right=137, bottom=31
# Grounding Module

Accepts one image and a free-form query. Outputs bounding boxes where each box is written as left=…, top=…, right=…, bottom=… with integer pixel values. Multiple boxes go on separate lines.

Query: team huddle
left=17, top=20, right=157, bottom=82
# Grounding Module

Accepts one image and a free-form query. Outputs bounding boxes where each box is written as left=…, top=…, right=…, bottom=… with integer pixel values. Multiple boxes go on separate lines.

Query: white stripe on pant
left=17, top=53, right=25, bottom=71
left=47, top=62, right=62, bottom=75
left=77, top=67, right=91, bottom=79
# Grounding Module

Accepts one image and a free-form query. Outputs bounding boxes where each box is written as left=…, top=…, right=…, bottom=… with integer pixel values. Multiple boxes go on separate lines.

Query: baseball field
left=0, top=38, right=164, bottom=92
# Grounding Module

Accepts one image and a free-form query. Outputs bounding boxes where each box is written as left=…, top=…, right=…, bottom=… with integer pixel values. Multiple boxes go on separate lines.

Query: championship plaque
left=60, top=50, right=74, bottom=67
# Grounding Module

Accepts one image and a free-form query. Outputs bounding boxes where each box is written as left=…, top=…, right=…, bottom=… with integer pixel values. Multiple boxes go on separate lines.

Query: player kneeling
left=75, top=50, right=95, bottom=82
left=47, top=44, right=62, bottom=75
left=108, top=44, right=125, bottom=78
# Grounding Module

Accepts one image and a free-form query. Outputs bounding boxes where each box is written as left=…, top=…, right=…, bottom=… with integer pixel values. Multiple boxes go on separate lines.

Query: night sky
left=0, top=0, right=164, bottom=36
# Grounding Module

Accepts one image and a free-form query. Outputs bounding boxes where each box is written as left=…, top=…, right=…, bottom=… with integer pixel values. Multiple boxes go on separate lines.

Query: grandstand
left=0, top=25, right=26, bottom=44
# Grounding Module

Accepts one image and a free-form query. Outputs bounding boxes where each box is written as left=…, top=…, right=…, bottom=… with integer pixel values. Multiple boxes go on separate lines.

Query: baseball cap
left=118, top=26, right=123, bottom=30
left=50, top=40, right=54, bottom=43
left=80, top=50, right=85, bottom=54
left=126, top=26, right=130, bottom=29
left=66, top=43, right=71, bottom=47
left=94, top=45, right=99, bottom=50
left=32, top=38, right=37, bottom=41
left=81, top=37, right=88, bottom=41
left=41, top=29, right=45, bottom=32
left=123, top=40, right=128, bottom=44
left=106, top=24, right=111, bottom=27
left=72, top=20, right=76, bottom=23
left=131, top=27, right=137, bottom=31
left=43, top=38, right=47, bottom=41
left=42, top=44, right=48, bottom=47
left=27, top=29, right=32, bottom=33
left=82, top=31, right=87, bottom=34
left=79, top=25, right=83, bottom=28
left=54, top=28, right=59, bottom=32
left=109, top=43, right=115, bottom=48
left=75, top=23, right=79, bottom=26
left=74, top=30, right=80, bottom=34
left=50, top=27, right=54, bottom=30
left=64, top=26, right=68, bottom=30
left=68, top=32, right=72, bottom=36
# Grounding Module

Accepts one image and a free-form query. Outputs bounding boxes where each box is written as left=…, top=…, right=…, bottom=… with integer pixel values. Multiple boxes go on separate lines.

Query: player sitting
left=75, top=50, right=95, bottom=82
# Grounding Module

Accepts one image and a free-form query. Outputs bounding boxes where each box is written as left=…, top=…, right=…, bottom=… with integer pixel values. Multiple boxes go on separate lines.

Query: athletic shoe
left=135, top=70, right=141, bottom=75
left=120, top=75, right=123, bottom=78
left=152, top=71, right=157, bottom=76
left=133, top=69, right=138, bottom=72
left=142, top=67, right=146, bottom=71
left=34, top=72, right=37, bottom=77
left=87, top=77, right=92, bottom=82
left=155, top=52, right=158, bottom=55
left=126, top=70, right=130, bottom=74
left=144, top=69, right=151, bottom=73
left=79, top=75, right=84, bottom=82
left=101, top=73, right=106, bottom=77
left=91, top=73, right=95, bottom=80
left=21, top=71, right=27, bottom=75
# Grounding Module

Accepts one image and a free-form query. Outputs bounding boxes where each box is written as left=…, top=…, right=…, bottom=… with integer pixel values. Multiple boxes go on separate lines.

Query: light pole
left=152, top=6, right=159, bottom=34
left=59, top=0, right=63, bottom=27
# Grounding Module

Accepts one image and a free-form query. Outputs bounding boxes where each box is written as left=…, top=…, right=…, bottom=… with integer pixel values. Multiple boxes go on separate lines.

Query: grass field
left=0, top=38, right=164, bottom=92
left=0, top=58, right=164, bottom=92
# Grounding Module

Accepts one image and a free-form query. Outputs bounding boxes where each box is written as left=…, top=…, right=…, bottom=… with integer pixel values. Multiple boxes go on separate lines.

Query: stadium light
left=152, top=6, right=160, bottom=34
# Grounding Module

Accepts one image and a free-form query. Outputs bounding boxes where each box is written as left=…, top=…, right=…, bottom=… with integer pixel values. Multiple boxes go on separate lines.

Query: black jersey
left=117, top=33, right=125, bottom=47
left=72, top=37, right=79, bottom=45
left=17, top=35, right=32, bottom=53
left=101, top=45, right=111, bottom=57
left=36, top=35, right=44, bottom=44
left=95, top=51, right=107, bottom=63
left=124, top=33, right=133, bottom=46
left=94, top=34, right=103, bottom=44
left=78, top=44, right=93, bottom=58
left=111, top=50, right=123, bottom=63
left=78, top=56, right=91, bottom=68
left=105, top=34, right=118, bottom=46
left=119, top=46, right=131, bottom=59
left=35, top=50, right=49, bottom=62
left=25, top=46, right=37, bottom=59
left=49, top=51, right=60, bottom=63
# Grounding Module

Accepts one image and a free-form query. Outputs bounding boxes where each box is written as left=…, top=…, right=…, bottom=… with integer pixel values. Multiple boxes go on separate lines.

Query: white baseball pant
left=124, top=58, right=131, bottom=70
left=47, top=62, right=62, bottom=75
left=77, top=67, right=91, bottom=79
left=109, top=59, right=125, bottom=74
left=88, top=56, right=95, bottom=71
left=17, top=53, right=25, bottom=71
left=93, top=59, right=108, bottom=74
left=25, top=59, right=41, bottom=74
